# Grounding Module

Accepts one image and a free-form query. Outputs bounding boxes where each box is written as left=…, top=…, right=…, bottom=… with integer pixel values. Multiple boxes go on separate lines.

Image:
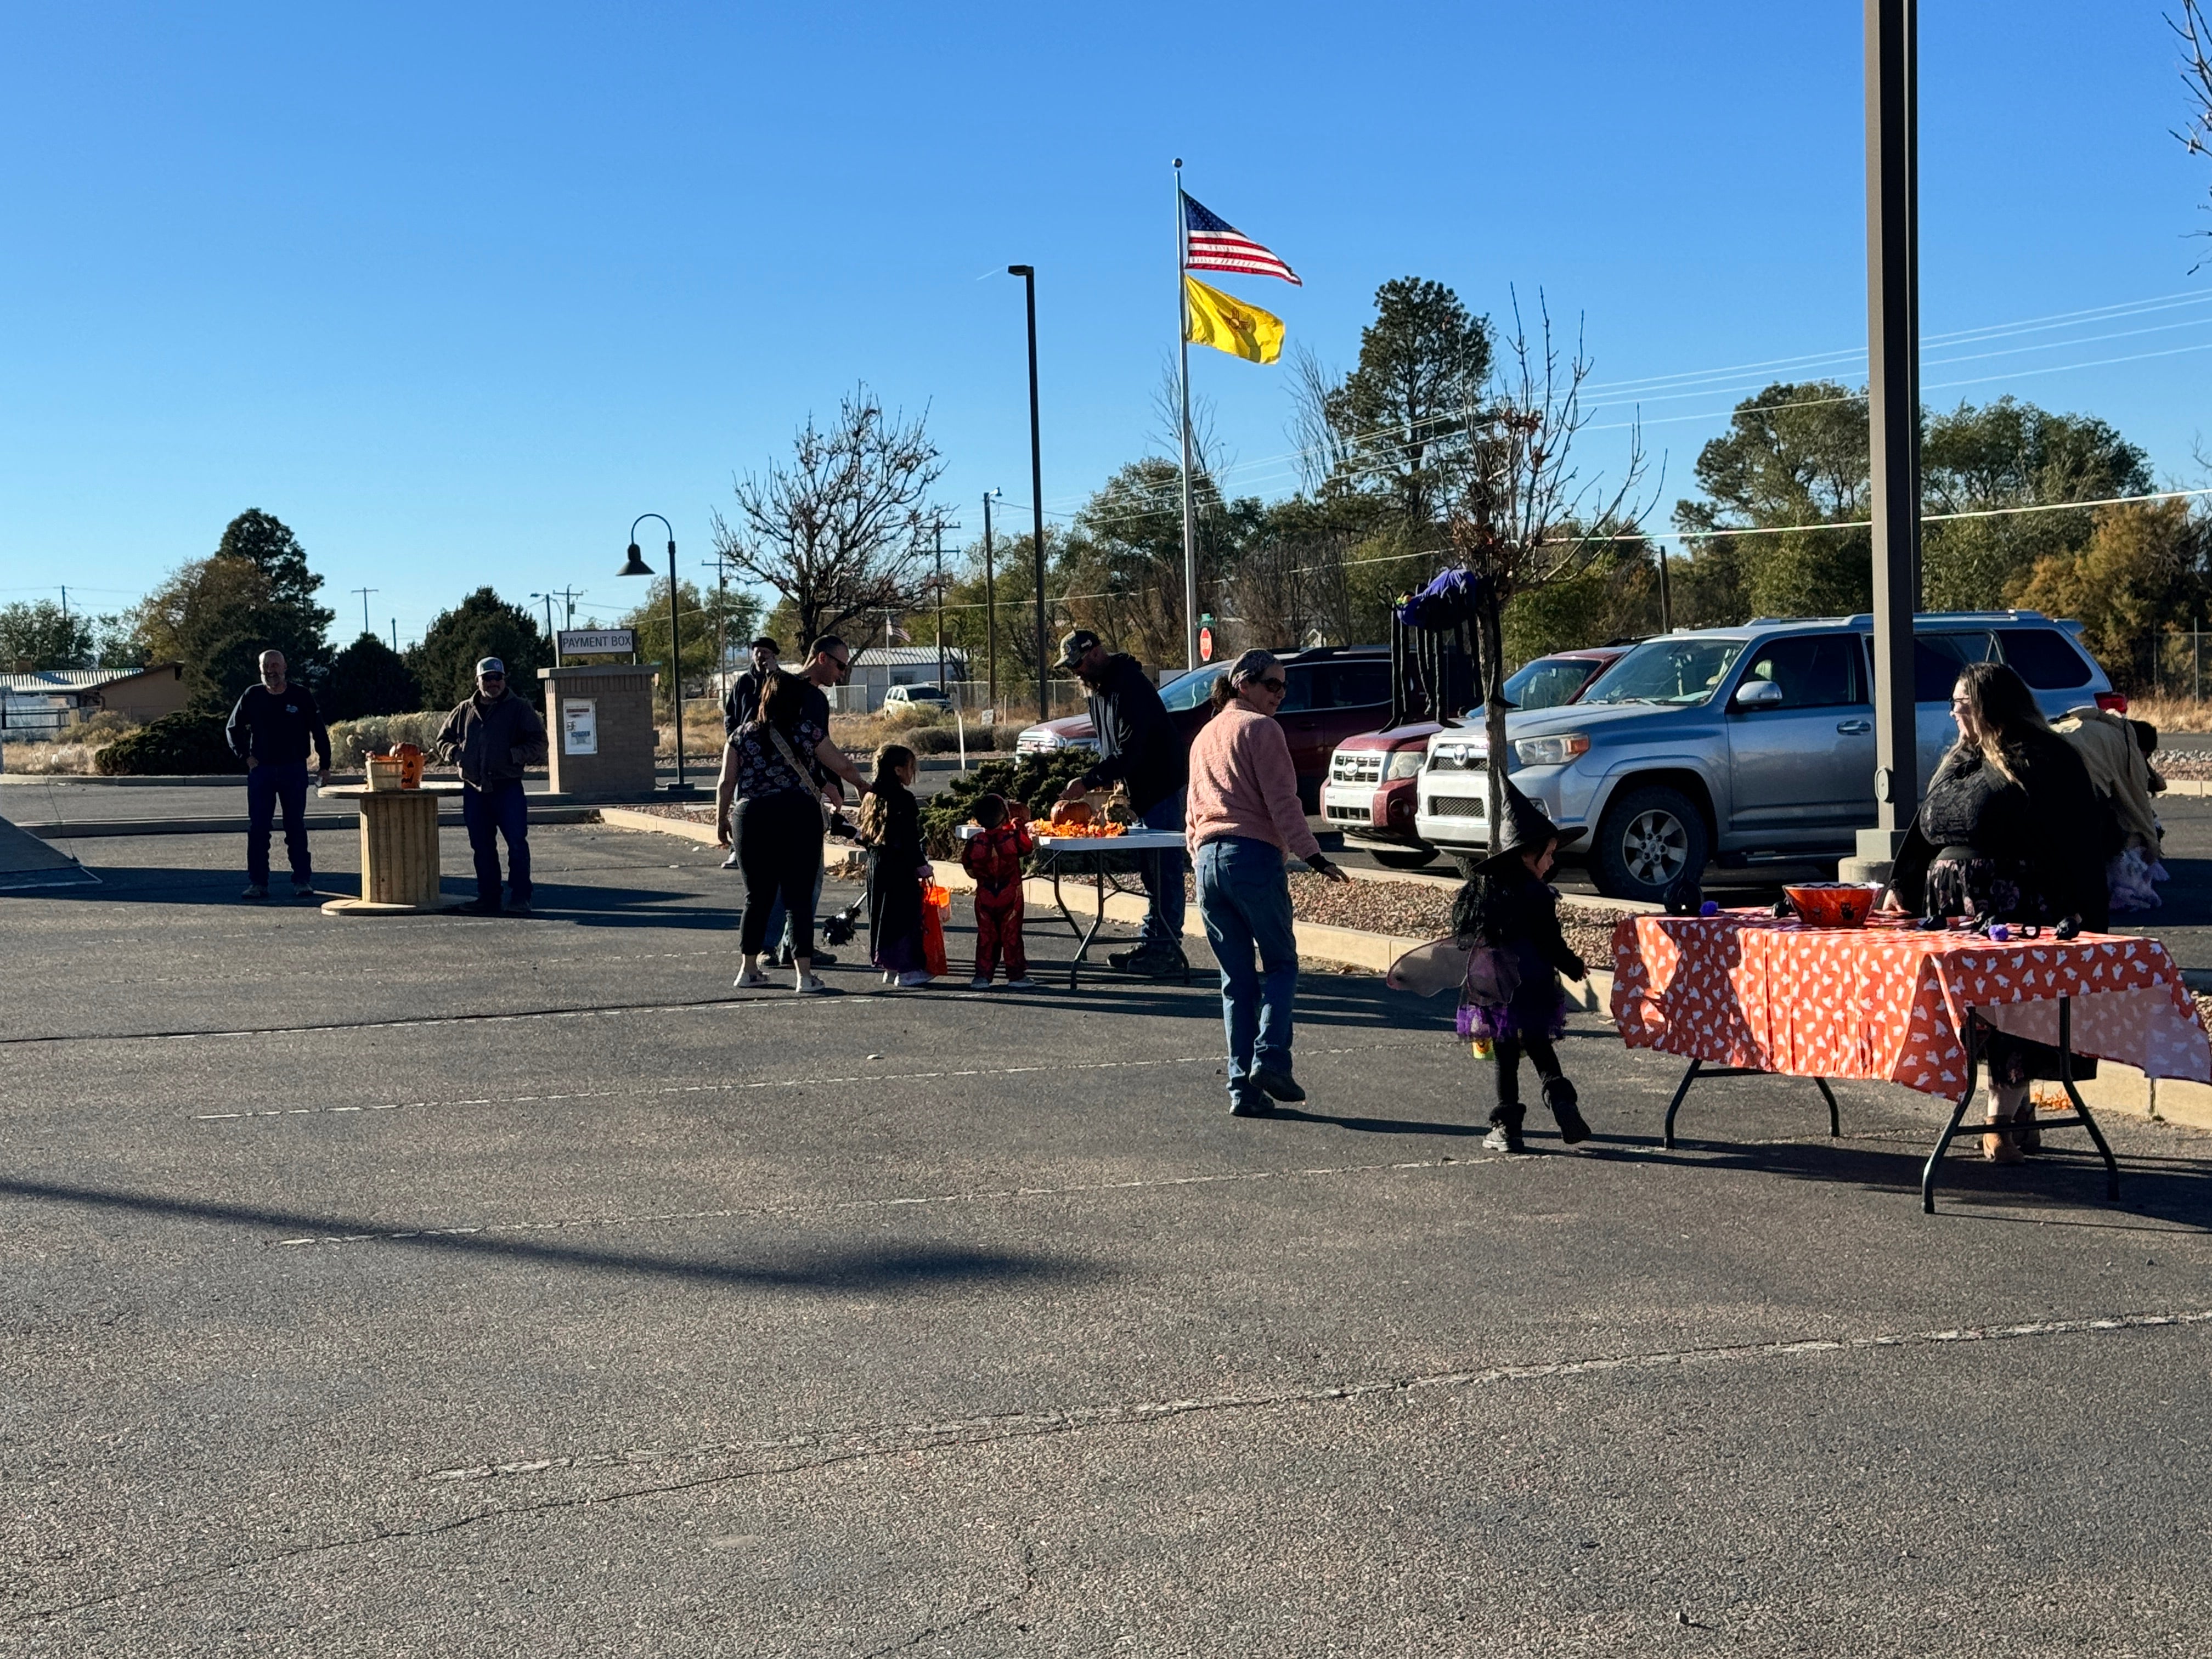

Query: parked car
left=1322, top=647, right=1629, bottom=868
left=1015, top=646, right=1395, bottom=810
left=882, top=684, right=953, bottom=711
left=1412, top=611, right=2120, bottom=902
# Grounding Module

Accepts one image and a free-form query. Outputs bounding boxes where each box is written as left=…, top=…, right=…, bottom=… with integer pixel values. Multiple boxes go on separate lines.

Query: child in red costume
left=960, top=794, right=1036, bottom=990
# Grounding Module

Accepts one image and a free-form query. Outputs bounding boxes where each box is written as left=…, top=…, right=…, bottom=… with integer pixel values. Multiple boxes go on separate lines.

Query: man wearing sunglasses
left=435, top=656, right=550, bottom=916
left=1056, top=628, right=1191, bottom=976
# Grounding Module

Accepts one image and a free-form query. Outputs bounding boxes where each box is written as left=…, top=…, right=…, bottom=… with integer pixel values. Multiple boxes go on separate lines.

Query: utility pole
left=701, top=559, right=730, bottom=693
left=982, top=488, right=1002, bottom=713
left=351, top=587, right=377, bottom=638
left=934, top=523, right=947, bottom=692
left=390, top=618, right=399, bottom=652
left=1007, top=264, right=1049, bottom=724
left=1848, top=0, right=1922, bottom=887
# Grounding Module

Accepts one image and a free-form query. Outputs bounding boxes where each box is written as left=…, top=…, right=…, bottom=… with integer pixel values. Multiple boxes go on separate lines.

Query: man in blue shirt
left=225, top=650, right=332, bottom=901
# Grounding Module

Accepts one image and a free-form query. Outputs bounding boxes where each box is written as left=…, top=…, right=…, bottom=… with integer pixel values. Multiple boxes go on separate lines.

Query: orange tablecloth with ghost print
left=1609, top=913, right=2210, bottom=1102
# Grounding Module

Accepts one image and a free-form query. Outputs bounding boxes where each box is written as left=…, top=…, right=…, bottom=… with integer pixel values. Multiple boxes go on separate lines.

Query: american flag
left=1183, top=194, right=1301, bottom=286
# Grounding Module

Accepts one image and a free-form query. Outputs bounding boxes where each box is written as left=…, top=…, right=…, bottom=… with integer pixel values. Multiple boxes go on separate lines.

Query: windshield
left=1504, top=656, right=1601, bottom=710
left=1159, top=665, right=1227, bottom=711
left=1581, top=637, right=1746, bottom=706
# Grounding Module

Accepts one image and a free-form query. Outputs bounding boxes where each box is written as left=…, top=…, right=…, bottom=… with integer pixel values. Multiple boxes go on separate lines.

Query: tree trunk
left=1478, top=586, right=1508, bottom=837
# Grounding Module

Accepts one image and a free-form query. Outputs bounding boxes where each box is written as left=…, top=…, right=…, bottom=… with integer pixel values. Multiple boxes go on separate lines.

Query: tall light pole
left=529, top=592, right=560, bottom=663
left=933, top=523, right=947, bottom=691
left=618, top=514, right=685, bottom=789
left=1007, top=265, right=1049, bottom=724
left=982, top=488, right=1002, bottom=713
left=1851, top=0, right=1922, bottom=884
left=351, top=587, right=377, bottom=639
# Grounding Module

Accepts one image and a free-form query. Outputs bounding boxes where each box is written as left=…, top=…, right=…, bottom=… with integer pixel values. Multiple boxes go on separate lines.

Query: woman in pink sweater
left=1187, top=651, right=1351, bottom=1116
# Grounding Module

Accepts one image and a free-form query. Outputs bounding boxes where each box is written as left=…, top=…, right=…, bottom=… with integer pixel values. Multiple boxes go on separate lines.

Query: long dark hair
left=1950, top=661, right=2046, bottom=782
left=758, top=670, right=806, bottom=739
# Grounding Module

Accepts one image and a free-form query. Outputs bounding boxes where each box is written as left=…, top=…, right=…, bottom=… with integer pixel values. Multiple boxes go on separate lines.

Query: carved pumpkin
left=1049, top=799, right=1094, bottom=828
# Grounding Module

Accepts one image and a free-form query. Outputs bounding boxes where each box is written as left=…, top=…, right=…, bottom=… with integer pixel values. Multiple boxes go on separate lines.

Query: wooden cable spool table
left=315, top=782, right=463, bottom=916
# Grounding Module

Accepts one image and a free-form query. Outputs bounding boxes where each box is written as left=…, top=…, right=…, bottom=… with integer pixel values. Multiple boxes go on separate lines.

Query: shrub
left=94, top=712, right=240, bottom=776
left=326, top=710, right=452, bottom=770
left=918, top=749, right=1101, bottom=857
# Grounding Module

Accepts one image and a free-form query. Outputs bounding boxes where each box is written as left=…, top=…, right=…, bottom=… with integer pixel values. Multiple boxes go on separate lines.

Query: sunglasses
left=1256, top=677, right=1287, bottom=694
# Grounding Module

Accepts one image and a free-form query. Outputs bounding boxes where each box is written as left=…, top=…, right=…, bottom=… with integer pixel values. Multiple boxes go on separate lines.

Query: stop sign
left=1198, top=626, right=1214, bottom=662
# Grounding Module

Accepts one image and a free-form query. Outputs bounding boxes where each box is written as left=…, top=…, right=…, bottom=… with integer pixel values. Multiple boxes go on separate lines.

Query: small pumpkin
left=1050, top=799, right=1094, bottom=828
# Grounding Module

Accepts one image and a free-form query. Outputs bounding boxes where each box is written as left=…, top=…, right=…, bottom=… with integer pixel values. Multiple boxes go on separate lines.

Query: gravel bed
left=619, top=802, right=715, bottom=820
left=1169, top=870, right=1636, bottom=966
left=2157, top=752, right=2212, bottom=780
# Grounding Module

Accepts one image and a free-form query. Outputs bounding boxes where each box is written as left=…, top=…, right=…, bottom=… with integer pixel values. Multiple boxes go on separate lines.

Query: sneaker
left=969, top=977, right=994, bottom=990
left=810, top=947, right=838, bottom=966
left=240, top=883, right=268, bottom=901
left=794, top=974, right=832, bottom=995
left=721, top=849, right=742, bottom=868
left=1483, top=1109, right=1527, bottom=1154
left=505, top=901, right=533, bottom=918
left=1229, top=1095, right=1274, bottom=1119
left=1108, top=946, right=1142, bottom=970
left=1251, top=1068, right=1306, bottom=1104
left=289, top=879, right=315, bottom=901
left=1003, top=977, right=1040, bottom=991
left=896, top=971, right=934, bottom=988
left=733, top=967, right=770, bottom=989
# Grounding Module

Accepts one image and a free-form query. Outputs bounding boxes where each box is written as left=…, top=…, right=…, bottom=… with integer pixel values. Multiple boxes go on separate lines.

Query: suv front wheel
left=1592, top=785, right=1708, bottom=904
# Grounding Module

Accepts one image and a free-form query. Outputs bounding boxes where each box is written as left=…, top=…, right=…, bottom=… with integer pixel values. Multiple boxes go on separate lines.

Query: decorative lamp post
left=618, top=514, right=684, bottom=788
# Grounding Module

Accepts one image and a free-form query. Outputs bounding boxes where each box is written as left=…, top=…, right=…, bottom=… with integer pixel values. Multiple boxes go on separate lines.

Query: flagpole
left=1175, top=158, right=1198, bottom=672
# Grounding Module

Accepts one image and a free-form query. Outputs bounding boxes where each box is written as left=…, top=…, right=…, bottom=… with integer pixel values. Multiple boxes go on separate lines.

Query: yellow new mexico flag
left=1184, top=275, right=1284, bottom=364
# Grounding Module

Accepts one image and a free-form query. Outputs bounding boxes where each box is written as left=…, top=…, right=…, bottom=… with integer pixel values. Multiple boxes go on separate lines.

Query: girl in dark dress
left=857, top=743, right=932, bottom=986
left=1452, top=781, right=1592, bottom=1153
left=1887, top=661, right=2114, bottom=1162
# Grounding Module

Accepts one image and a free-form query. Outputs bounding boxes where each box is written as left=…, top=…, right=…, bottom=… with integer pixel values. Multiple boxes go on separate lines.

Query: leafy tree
left=1672, top=380, right=1873, bottom=620
left=1054, top=459, right=1243, bottom=669
left=1294, top=279, right=1493, bottom=527
left=0, top=600, right=93, bottom=669
left=712, top=387, right=946, bottom=645
left=325, top=631, right=422, bottom=719
left=1500, top=539, right=1664, bottom=665
left=2011, top=499, right=2204, bottom=692
left=131, top=511, right=334, bottom=711
left=1920, top=398, right=2151, bottom=608
left=616, top=578, right=763, bottom=709
left=408, top=588, right=552, bottom=710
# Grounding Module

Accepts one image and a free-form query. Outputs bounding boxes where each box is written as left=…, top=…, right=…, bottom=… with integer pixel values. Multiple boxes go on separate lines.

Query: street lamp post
left=618, top=514, right=685, bottom=789
left=1007, top=265, right=1049, bottom=724
left=1850, top=0, right=1922, bottom=883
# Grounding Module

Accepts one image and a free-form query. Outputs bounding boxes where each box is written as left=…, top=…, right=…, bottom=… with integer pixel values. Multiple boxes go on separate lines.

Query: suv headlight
left=1385, top=751, right=1424, bottom=780
left=1511, top=733, right=1590, bottom=767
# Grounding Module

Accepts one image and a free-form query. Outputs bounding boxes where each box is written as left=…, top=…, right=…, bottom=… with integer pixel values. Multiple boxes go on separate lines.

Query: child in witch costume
left=857, top=743, right=933, bottom=986
left=1452, top=780, right=1593, bottom=1153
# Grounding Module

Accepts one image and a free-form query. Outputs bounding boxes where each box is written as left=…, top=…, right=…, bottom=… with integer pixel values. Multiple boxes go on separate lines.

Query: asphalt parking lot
left=7, top=817, right=2212, bottom=1655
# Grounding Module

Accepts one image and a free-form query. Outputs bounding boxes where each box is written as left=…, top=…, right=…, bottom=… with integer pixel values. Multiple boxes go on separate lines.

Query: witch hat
left=1478, top=778, right=1560, bottom=871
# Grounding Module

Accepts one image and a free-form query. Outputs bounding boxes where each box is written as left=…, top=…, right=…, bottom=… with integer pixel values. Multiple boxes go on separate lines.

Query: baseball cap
left=476, top=657, right=506, bottom=677
left=1055, top=628, right=1101, bottom=670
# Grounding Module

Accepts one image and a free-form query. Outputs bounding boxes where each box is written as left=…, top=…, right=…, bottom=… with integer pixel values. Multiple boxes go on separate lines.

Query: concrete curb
left=19, top=806, right=603, bottom=839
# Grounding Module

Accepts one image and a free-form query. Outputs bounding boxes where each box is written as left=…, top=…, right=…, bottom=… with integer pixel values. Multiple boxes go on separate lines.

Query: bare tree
left=1446, top=292, right=1654, bottom=826
left=2175, top=1, right=2212, bottom=266
left=711, top=387, right=946, bottom=650
left=1285, top=345, right=1352, bottom=495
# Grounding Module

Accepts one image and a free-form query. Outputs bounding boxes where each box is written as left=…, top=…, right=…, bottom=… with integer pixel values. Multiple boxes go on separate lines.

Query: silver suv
left=1412, top=611, right=2117, bottom=902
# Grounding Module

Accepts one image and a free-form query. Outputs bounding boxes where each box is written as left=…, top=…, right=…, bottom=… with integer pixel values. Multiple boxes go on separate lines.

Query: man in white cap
left=435, top=657, right=549, bottom=915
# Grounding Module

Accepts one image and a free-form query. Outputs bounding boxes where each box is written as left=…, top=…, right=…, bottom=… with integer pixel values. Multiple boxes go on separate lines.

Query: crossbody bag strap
left=764, top=724, right=833, bottom=827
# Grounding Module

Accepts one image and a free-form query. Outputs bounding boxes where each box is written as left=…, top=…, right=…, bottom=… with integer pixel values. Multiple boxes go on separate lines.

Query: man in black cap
left=435, top=656, right=550, bottom=916
left=722, top=636, right=781, bottom=736
left=1055, top=628, right=1190, bottom=974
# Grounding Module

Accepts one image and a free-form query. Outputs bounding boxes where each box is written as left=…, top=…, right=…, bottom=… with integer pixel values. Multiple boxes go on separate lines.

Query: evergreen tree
left=325, top=632, right=423, bottom=719
left=408, top=588, right=552, bottom=709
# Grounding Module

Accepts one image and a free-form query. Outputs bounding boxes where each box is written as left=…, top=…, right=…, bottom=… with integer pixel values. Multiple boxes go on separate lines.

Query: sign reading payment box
left=562, top=698, right=598, bottom=755
left=558, top=628, right=635, bottom=657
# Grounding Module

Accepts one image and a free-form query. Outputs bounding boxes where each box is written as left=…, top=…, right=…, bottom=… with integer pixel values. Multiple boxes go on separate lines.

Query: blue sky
left=2, top=1, right=2207, bottom=646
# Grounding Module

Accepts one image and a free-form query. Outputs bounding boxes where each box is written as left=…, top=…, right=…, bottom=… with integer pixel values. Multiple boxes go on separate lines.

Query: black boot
left=1483, top=1103, right=1526, bottom=1154
left=1544, top=1075, right=1590, bottom=1144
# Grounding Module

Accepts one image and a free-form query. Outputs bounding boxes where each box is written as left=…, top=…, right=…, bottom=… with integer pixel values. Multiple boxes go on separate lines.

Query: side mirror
left=1733, top=679, right=1785, bottom=709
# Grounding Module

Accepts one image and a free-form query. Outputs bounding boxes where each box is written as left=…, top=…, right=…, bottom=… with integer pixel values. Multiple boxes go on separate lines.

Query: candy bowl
left=1781, top=883, right=1877, bottom=928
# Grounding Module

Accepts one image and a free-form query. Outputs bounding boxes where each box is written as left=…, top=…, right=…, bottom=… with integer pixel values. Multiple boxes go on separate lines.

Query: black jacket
left=1078, top=654, right=1188, bottom=813
left=436, top=690, right=550, bottom=787
left=226, top=683, right=332, bottom=770
left=1892, top=729, right=2113, bottom=929
left=723, top=668, right=772, bottom=736
left=1452, top=861, right=1587, bottom=983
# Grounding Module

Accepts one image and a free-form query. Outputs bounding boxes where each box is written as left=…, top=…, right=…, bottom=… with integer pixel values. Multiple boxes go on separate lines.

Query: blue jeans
left=1139, top=788, right=1187, bottom=952
left=462, top=780, right=532, bottom=905
left=245, top=759, right=311, bottom=885
left=1195, top=836, right=1299, bottom=1104
left=765, top=860, right=826, bottom=953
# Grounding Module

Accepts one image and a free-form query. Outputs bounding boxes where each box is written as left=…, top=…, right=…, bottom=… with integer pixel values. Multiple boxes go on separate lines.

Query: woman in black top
left=716, top=673, right=870, bottom=994
left=1887, top=661, right=2113, bottom=1161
